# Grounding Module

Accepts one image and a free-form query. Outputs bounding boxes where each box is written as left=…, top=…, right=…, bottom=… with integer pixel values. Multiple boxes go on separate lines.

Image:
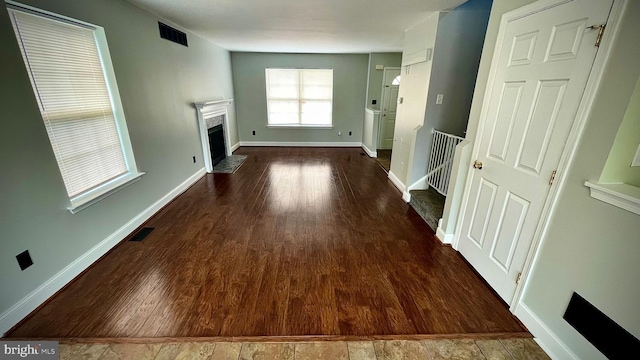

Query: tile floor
left=59, top=338, right=551, bottom=359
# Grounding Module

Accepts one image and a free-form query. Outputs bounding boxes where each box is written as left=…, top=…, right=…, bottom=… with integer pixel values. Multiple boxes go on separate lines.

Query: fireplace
left=208, top=124, right=226, bottom=166
left=194, top=99, right=233, bottom=172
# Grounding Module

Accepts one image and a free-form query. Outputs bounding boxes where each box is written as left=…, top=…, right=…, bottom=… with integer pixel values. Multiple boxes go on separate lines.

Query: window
left=8, top=4, right=142, bottom=213
left=265, top=68, right=333, bottom=127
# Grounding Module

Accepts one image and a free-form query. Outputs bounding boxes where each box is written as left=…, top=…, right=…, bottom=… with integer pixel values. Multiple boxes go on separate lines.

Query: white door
left=457, top=0, right=613, bottom=303
left=379, top=68, right=401, bottom=149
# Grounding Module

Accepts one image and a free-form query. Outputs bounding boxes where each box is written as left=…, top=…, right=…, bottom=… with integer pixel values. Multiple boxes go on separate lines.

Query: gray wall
left=521, top=2, right=640, bottom=358
left=366, top=52, right=403, bottom=110
left=0, top=0, right=235, bottom=317
left=231, top=52, right=368, bottom=143
left=407, top=0, right=492, bottom=186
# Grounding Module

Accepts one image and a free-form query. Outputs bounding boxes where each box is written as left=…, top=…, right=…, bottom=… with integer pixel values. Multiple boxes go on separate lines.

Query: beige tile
left=295, top=342, right=348, bottom=360
left=59, top=344, right=109, bottom=360
left=210, top=342, right=242, bottom=360
left=500, top=339, right=550, bottom=360
left=153, top=343, right=183, bottom=360
left=239, top=343, right=294, bottom=360
left=475, top=340, right=512, bottom=360
left=97, top=343, right=162, bottom=360
left=348, top=342, right=377, bottom=360
left=424, top=339, right=486, bottom=360
left=373, top=340, right=429, bottom=360
left=154, top=342, right=215, bottom=360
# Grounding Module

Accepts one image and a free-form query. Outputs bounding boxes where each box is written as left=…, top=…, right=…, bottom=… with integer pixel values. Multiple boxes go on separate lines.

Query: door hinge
left=549, top=170, right=557, bottom=186
left=587, top=24, right=606, bottom=47
left=516, top=272, right=522, bottom=284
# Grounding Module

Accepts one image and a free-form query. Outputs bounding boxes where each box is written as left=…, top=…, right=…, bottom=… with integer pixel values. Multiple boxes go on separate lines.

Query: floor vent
left=158, top=22, right=188, bottom=47
left=129, top=227, right=154, bottom=242
left=564, top=292, right=640, bottom=359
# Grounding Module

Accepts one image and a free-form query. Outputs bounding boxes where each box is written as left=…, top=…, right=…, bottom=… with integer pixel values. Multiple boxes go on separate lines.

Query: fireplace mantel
left=193, top=99, right=234, bottom=172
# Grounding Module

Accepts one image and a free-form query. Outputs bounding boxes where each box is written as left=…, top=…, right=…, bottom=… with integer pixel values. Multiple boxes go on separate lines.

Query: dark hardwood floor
left=7, top=147, right=525, bottom=338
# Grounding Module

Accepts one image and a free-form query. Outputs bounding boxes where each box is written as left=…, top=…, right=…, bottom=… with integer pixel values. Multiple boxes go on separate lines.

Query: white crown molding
left=585, top=181, right=640, bottom=216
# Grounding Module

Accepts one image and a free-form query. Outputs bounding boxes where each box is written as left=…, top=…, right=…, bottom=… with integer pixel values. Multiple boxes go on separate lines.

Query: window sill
left=267, top=125, right=333, bottom=130
left=584, top=181, right=640, bottom=216
left=68, top=171, right=145, bottom=214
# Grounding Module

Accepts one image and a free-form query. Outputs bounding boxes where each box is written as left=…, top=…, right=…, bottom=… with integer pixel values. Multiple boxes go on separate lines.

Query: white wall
left=389, top=14, right=439, bottom=186
left=519, top=2, right=640, bottom=359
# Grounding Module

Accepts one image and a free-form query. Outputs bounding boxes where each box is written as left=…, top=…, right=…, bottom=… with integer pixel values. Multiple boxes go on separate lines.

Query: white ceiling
left=127, top=0, right=468, bottom=53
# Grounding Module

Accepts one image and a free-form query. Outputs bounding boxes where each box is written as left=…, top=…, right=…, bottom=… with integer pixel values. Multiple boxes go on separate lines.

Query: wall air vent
left=158, top=22, right=188, bottom=47
left=564, top=292, right=640, bottom=359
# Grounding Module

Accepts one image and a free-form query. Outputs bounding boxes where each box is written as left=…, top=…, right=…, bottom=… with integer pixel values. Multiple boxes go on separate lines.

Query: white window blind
left=266, top=69, right=333, bottom=126
left=9, top=8, right=128, bottom=198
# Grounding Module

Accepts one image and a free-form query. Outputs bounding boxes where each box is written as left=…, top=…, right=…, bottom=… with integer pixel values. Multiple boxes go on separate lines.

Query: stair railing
left=426, top=130, right=464, bottom=196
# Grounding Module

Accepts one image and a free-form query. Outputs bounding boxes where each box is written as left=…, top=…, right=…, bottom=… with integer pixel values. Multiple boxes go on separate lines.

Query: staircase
left=409, top=188, right=445, bottom=231
left=409, top=130, right=462, bottom=231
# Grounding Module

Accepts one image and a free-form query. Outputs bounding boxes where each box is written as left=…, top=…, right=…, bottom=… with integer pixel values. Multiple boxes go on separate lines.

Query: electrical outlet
left=436, top=94, right=444, bottom=105
left=16, top=250, right=33, bottom=271
left=372, top=99, right=377, bottom=105
left=349, top=131, right=352, bottom=136
left=338, top=131, right=342, bottom=136
left=192, top=156, right=196, bottom=163
left=252, top=130, right=256, bottom=136
left=632, top=144, right=640, bottom=167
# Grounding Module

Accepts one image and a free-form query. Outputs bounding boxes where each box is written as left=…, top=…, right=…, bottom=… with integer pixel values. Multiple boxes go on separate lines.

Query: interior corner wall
left=0, top=0, right=235, bottom=326
left=520, top=2, right=640, bottom=359
left=230, top=52, right=368, bottom=143
left=406, top=0, right=492, bottom=186
left=366, top=53, right=403, bottom=110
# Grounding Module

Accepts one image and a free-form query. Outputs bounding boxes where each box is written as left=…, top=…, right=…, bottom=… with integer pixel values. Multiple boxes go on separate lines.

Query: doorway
left=376, top=67, right=401, bottom=173
left=454, top=0, right=615, bottom=305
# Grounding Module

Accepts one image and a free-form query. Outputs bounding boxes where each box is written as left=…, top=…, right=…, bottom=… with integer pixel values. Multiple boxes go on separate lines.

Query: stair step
left=409, top=188, right=445, bottom=232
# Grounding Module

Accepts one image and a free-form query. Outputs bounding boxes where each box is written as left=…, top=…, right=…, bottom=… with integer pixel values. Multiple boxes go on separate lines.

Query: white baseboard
left=402, top=191, right=411, bottom=202
left=230, top=142, right=240, bottom=152
left=0, top=168, right=207, bottom=336
left=388, top=171, right=406, bottom=194
left=407, top=174, right=429, bottom=191
left=238, top=141, right=362, bottom=147
left=514, top=303, right=579, bottom=360
left=435, top=225, right=454, bottom=245
left=361, top=143, right=377, bottom=158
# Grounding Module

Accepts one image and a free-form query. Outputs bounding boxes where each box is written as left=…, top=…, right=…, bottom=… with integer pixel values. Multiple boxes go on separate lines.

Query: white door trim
left=378, top=67, right=401, bottom=148
left=452, top=0, right=628, bottom=314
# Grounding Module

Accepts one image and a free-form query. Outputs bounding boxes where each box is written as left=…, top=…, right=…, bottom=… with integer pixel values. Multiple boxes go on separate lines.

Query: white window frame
left=265, top=68, right=334, bottom=129
left=7, top=1, right=144, bottom=214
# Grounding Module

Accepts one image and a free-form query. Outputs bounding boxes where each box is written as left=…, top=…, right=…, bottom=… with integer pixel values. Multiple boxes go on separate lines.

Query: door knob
left=473, top=160, right=483, bottom=170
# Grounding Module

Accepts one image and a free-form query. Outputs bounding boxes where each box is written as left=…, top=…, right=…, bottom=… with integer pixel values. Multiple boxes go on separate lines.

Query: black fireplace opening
left=208, top=124, right=226, bottom=167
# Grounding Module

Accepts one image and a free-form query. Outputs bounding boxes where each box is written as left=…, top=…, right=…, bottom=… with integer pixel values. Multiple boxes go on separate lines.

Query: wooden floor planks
left=7, top=147, right=525, bottom=338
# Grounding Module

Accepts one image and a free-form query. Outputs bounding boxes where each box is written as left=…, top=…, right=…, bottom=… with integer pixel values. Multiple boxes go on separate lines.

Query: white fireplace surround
left=194, top=99, right=234, bottom=172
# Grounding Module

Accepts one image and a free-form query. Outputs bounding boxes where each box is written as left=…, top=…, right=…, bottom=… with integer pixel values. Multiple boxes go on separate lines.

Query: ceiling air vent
left=158, top=22, right=188, bottom=47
